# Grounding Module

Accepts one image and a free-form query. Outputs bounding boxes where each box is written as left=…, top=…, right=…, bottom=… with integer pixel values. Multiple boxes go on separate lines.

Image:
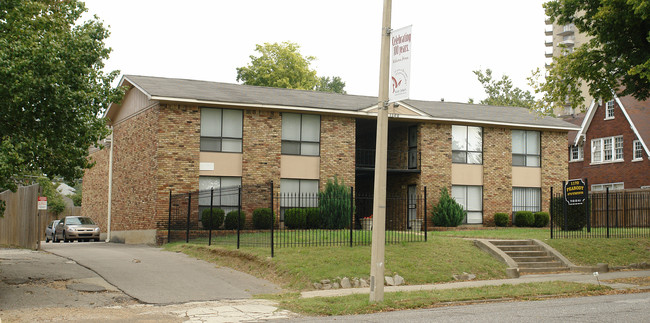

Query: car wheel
left=63, top=233, right=69, bottom=243
left=46, top=236, right=50, bottom=243
left=94, top=238, right=100, bottom=242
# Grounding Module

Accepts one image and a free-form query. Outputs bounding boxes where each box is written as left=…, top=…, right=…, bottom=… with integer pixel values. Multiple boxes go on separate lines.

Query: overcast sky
left=82, top=0, right=548, bottom=104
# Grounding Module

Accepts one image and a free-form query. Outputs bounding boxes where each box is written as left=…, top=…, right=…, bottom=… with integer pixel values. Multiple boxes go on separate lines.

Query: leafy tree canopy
left=236, top=41, right=346, bottom=93
left=0, top=0, right=123, bottom=192
left=470, top=69, right=536, bottom=109
left=531, top=0, right=650, bottom=113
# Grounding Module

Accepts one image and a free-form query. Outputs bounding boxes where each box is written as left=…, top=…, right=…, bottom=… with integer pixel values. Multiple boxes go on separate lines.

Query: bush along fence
left=167, top=181, right=428, bottom=256
left=550, top=186, right=650, bottom=238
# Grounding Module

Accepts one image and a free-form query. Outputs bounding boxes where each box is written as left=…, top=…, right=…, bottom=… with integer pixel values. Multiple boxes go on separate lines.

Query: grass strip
left=276, top=282, right=612, bottom=316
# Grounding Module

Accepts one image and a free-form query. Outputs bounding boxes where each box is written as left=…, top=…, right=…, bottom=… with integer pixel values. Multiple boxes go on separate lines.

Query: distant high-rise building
left=544, top=18, right=593, bottom=116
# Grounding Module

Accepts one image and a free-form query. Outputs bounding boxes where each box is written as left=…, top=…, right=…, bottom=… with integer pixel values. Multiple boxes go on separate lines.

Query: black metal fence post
left=168, top=190, right=172, bottom=244
left=424, top=186, right=428, bottom=242
left=186, top=192, right=191, bottom=243
left=350, top=186, right=354, bottom=247
left=270, top=181, right=274, bottom=258
left=237, top=185, right=242, bottom=249
left=606, top=187, right=610, bottom=238
left=550, top=186, right=554, bottom=239
left=562, top=181, right=567, bottom=231
left=585, top=178, right=590, bottom=233
left=208, top=188, right=213, bottom=246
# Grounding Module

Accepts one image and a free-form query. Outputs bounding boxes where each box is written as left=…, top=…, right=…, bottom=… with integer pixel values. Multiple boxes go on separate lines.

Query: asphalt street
left=288, top=292, right=650, bottom=322
left=41, top=242, right=282, bottom=304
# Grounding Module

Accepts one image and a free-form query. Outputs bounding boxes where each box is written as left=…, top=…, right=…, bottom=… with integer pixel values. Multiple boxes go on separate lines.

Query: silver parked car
left=45, top=220, right=60, bottom=242
left=54, top=216, right=100, bottom=242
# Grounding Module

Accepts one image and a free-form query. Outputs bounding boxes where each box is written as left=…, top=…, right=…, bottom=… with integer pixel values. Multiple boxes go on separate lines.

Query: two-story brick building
left=565, top=95, right=650, bottom=191
left=82, top=75, right=578, bottom=244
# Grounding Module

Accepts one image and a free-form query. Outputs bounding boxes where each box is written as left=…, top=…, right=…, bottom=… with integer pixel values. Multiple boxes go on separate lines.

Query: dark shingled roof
left=120, top=75, right=579, bottom=130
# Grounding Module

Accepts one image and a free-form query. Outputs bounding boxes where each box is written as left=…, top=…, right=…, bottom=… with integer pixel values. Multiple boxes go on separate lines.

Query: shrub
left=224, top=210, right=246, bottom=230
left=494, top=213, right=509, bottom=227
left=252, top=208, right=274, bottom=229
left=318, top=177, right=353, bottom=229
left=514, top=211, right=534, bottom=227
left=305, top=208, right=321, bottom=229
left=534, top=211, right=550, bottom=227
left=551, top=196, right=588, bottom=231
left=431, top=188, right=465, bottom=227
left=284, top=208, right=306, bottom=229
left=201, top=208, right=225, bottom=230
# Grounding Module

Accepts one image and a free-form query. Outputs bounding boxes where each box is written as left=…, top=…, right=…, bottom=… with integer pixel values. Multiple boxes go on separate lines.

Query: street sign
left=38, top=196, right=47, bottom=210
left=565, top=179, right=586, bottom=205
left=389, top=25, right=412, bottom=103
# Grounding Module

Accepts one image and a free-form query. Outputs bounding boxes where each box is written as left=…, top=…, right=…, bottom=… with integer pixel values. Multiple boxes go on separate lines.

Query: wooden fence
left=0, top=184, right=47, bottom=249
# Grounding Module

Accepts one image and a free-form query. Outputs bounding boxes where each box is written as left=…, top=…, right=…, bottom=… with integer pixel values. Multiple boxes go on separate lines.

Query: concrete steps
left=488, top=239, right=569, bottom=274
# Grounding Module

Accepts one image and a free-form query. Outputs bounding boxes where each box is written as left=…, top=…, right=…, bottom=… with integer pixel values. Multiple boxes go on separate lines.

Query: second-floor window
left=633, top=140, right=644, bottom=161
left=200, top=108, right=243, bottom=153
left=605, top=100, right=615, bottom=119
left=452, top=125, right=482, bottom=164
left=512, top=130, right=540, bottom=167
left=591, top=136, right=623, bottom=163
left=282, top=113, right=320, bottom=156
left=570, top=142, right=583, bottom=161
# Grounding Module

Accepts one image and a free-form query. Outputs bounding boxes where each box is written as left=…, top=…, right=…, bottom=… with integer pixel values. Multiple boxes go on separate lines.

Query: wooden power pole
left=370, top=0, right=391, bottom=303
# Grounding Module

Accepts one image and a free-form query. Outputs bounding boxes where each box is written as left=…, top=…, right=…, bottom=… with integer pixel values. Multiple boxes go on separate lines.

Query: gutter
left=106, top=127, right=114, bottom=242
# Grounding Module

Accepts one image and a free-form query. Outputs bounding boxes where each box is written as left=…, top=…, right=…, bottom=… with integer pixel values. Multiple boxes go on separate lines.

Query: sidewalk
left=300, top=269, right=650, bottom=298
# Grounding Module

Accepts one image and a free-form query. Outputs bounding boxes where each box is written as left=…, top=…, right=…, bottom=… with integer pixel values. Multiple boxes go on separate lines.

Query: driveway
left=42, top=242, right=281, bottom=304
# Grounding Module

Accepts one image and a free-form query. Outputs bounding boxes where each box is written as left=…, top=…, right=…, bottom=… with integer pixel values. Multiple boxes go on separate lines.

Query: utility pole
left=370, top=0, right=391, bottom=303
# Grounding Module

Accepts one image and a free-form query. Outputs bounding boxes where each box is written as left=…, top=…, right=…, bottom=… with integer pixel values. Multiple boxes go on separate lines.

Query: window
left=591, top=183, right=624, bottom=192
left=198, top=176, right=242, bottom=215
left=605, top=100, right=615, bottom=119
left=452, top=125, right=483, bottom=164
left=570, top=142, right=583, bottom=161
left=512, top=187, right=541, bottom=212
left=451, top=185, right=483, bottom=224
left=591, top=136, right=623, bottom=163
left=408, top=126, right=418, bottom=169
left=200, top=108, right=243, bottom=152
left=633, top=140, right=644, bottom=161
left=280, top=179, right=319, bottom=219
left=512, top=130, right=540, bottom=167
left=282, top=113, right=320, bottom=156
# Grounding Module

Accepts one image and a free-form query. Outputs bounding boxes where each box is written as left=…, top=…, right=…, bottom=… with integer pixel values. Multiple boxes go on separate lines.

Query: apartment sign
left=389, top=25, right=412, bottom=103
left=565, top=179, right=586, bottom=205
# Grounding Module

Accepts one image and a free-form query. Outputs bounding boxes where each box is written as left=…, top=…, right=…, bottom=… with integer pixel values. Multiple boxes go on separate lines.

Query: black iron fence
left=550, top=187, right=650, bottom=238
left=167, top=182, right=428, bottom=256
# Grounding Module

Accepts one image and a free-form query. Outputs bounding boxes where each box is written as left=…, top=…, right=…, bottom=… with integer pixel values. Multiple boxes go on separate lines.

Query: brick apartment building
left=564, top=96, right=650, bottom=191
left=82, top=75, right=578, bottom=244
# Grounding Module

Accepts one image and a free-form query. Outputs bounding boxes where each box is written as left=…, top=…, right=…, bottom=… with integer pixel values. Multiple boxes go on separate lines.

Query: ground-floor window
left=512, top=187, right=541, bottom=212
left=198, top=176, right=242, bottom=216
left=280, top=179, right=319, bottom=220
left=451, top=185, right=483, bottom=224
left=591, top=182, right=624, bottom=192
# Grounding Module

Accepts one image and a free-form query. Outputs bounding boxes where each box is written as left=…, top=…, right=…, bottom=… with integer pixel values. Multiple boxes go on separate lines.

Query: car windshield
left=66, top=217, right=95, bottom=225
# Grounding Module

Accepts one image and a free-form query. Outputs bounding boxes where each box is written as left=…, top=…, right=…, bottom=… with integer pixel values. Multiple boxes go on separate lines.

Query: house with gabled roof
left=82, top=75, right=578, bottom=244
left=565, top=95, right=650, bottom=191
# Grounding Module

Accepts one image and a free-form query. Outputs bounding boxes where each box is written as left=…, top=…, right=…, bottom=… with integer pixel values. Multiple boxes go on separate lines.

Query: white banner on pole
left=389, top=25, right=412, bottom=103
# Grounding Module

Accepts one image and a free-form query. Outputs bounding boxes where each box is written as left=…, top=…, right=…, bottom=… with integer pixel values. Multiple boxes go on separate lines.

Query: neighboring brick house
left=564, top=96, right=650, bottom=191
left=82, top=75, right=578, bottom=244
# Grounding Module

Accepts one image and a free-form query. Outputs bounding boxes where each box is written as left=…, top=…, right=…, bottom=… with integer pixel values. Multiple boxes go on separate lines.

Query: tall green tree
left=315, top=76, right=347, bottom=94
left=531, top=0, right=650, bottom=113
left=236, top=41, right=346, bottom=93
left=0, top=0, right=123, bottom=192
left=470, top=69, right=536, bottom=109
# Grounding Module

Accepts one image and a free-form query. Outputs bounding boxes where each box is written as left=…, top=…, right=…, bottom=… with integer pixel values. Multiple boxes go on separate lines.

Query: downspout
left=106, top=127, right=114, bottom=242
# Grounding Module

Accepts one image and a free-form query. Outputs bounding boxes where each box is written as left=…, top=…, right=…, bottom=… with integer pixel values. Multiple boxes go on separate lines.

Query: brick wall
left=81, top=146, right=109, bottom=230
left=542, top=131, right=568, bottom=212
left=111, top=107, right=160, bottom=232
left=155, top=104, right=201, bottom=238
left=320, top=114, right=356, bottom=190
left=570, top=101, right=650, bottom=189
left=419, top=123, right=452, bottom=227
left=483, top=127, right=512, bottom=225
left=241, top=109, right=281, bottom=215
